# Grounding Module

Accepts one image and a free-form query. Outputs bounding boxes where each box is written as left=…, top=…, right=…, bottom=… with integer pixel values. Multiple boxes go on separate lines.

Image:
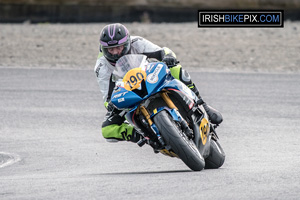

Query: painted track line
left=0, top=152, right=21, bottom=168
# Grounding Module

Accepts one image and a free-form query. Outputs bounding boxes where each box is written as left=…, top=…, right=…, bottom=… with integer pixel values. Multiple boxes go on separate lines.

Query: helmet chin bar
left=103, top=42, right=131, bottom=64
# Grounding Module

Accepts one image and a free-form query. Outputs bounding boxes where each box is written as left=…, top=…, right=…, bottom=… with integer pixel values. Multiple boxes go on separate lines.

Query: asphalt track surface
left=0, top=68, right=299, bottom=200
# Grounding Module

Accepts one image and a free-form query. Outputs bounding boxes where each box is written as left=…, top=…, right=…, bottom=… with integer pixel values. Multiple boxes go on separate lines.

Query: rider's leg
left=101, top=104, right=141, bottom=143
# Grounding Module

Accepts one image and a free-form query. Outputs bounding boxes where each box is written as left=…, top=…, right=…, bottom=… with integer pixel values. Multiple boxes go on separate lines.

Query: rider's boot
left=190, top=83, right=223, bottom=125
left=130, top=128, right=142, bottom=143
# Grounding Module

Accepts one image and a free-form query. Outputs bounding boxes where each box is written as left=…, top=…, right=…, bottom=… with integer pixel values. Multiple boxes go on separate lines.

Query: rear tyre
left=153, top=110, right=205, bottom=171
left=205, top=139, right=225, bottom=169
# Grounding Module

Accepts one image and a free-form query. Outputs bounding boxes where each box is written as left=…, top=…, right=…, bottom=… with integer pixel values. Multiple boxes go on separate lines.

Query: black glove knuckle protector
left=162, top=55, right=178, bottom=67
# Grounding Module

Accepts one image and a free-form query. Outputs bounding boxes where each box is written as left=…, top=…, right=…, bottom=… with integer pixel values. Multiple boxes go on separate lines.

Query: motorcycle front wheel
left=153, top=110, right=205, bottom=171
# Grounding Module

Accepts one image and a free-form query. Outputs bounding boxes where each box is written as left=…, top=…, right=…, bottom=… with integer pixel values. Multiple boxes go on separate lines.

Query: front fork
left=137, top=91, right=193, bottom=146
left=138, top=105, right=165, bottom=147
left=161, top=91, right=193, bottom=138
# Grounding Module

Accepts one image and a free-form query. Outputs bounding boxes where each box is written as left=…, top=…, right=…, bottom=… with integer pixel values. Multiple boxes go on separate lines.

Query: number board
left=199, top=118, right=209, bottom=145
left=123, top=68, right=147, bottom=91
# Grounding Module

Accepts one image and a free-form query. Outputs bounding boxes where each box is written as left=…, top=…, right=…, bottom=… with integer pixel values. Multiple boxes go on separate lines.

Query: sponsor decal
left=118, top=97, right=125, bottom=103
left=95, top=63, right=103, bottom=77
left=147, top=64, right=163, bottom=84
left=147, top=63, right=155, bottom=72
left=113, top=91, right=128, bottom=99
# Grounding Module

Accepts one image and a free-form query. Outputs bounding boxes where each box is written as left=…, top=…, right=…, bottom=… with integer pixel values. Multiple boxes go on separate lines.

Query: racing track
left=0, top=68, right=299, bottom=199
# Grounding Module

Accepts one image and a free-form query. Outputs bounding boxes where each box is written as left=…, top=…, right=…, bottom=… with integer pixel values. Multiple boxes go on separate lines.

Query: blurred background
left=1, top=1, right=299, bottom=72
left=1, top=0, right=300, bottom=23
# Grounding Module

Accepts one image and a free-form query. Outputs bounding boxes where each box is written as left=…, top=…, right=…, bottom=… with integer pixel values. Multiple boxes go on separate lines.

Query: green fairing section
left=169, top=64, right=182, bottom=80
left=102, top=123, right=134, bottom=141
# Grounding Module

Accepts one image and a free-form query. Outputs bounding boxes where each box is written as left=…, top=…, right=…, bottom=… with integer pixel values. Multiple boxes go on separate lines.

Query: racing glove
left=105, top=101, right=116, bottom=112
left=162, top=55, right=179, bottom=68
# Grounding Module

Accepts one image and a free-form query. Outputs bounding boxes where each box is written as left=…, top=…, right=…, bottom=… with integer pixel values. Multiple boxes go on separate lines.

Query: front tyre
left=153, top=110, right=205, bottom=171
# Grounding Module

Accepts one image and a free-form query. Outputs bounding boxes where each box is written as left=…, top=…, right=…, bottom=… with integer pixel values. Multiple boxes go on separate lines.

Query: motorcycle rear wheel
left=205, top=139, right=225, bottom=169
left=153, top=110, right=205, bottom=171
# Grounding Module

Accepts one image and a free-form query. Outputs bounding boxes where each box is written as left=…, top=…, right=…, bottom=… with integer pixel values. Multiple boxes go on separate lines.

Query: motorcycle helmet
left=99, top=23, right=131, bottom=65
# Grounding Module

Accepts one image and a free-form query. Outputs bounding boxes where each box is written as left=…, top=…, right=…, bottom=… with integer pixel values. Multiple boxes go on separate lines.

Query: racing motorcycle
left=111, top=54, right=225, bottom=171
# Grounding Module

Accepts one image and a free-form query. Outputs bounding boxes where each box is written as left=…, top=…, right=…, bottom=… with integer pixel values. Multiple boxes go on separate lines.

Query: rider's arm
left=131, top=36, right=176, bottom=61
left=94, top=54, right=114, bottom=107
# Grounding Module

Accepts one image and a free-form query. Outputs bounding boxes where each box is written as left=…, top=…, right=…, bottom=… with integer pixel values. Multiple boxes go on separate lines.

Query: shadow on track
left=88, top=170, right=192, bottom=176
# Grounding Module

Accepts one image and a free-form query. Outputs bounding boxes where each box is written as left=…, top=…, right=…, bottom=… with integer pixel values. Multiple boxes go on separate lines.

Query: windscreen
left=113, top=54, right=147, bottom=79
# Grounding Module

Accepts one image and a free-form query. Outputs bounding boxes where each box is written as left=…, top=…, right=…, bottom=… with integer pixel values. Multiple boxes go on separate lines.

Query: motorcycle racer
left=94, top=23, right=223, bottom=143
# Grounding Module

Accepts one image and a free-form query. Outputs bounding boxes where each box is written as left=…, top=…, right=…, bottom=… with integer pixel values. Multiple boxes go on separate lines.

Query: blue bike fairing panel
left=145, top=62, right=169, bottom=96
left=111, top=86, right=143, bottom=109
left=144, top=62, right=196, bottom=101
left=112, top=62, right=170, bottom=109
left=161, top=79, right=197, bottom=101
left=111, top=61, right=197, bottom=110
